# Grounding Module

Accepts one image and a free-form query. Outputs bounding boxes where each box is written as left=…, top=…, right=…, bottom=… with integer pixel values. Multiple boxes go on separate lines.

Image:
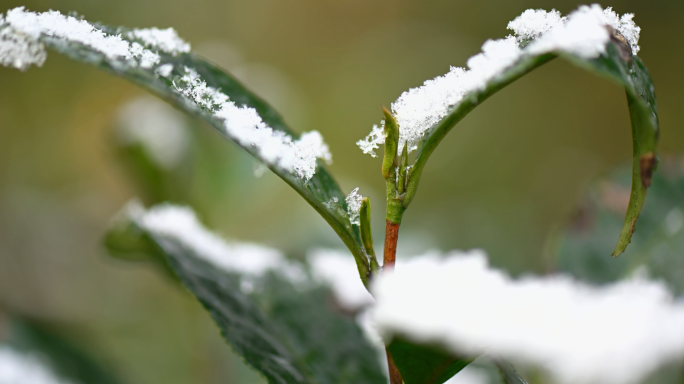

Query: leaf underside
left=105, top=211, right=386, bottom=384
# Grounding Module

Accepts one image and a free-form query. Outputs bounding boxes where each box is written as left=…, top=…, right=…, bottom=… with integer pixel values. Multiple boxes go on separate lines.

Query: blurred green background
left=0, top=0, right=682, bottom=382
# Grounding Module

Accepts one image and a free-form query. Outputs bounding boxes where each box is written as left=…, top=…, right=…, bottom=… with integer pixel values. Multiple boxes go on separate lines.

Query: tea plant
left=0, top=4, right=677, bottom=384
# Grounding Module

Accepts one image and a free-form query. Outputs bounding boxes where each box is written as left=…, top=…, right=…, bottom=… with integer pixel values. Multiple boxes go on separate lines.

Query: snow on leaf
left=127, top=202, right=305, bottom=282
left=372, top=250, right=684, bottom=384
left=127, top=27, right=190, bottom=54
left=358, top=5, right=642, bottom=157
left=171, top=66, right=331, bottom=182
left=345, top=188, right=363, bottom=225
left=0, top=24, right=46, bottom=70
left=0, top=7, right=332, bottom=182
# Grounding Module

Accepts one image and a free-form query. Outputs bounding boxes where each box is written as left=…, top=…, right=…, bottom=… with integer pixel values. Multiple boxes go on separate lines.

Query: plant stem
left=384, top=170, right=404, bottom=383
left=381, top=107, right=406, bottom=384
left=386, top=348, right=403, bottom=384
left=383, top=220, right=400, bottom=269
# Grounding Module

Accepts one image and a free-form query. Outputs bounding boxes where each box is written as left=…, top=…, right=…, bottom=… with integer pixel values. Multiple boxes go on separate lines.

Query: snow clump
left=372, top=250, right=684, bottom=384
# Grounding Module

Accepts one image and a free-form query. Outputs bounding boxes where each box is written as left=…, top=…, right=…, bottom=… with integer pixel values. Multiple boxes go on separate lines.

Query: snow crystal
left=356, top=123, right=385, bottom=158
left=308, top=248, right=374, bottom=309
left=116, top=95, right=189, bottom=169
left=0, top=25, right=46, bottom=70
left=372, top=250, right=684, bottom=384
left=155, top=63, right=173, bottom=77
left=358, top=5, right=641, bottom=157
left=324, top=196, right=339, bottom=210
left=0, top=346, right=75, bottom=384
left=345, top=188, right=363, bottom=225
left=128, top=27, right=190, bottom=54
left=131, top=202, right=304, bottom=281
left=507, top=9, right=565, bottom=44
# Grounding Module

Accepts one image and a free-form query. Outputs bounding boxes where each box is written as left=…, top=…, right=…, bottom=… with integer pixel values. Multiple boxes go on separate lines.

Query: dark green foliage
left=104, top=210, right=386, bottom=384
left=387, top=338, right=474, bottom=384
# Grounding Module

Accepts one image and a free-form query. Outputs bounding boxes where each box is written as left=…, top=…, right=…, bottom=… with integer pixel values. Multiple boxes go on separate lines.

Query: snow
left=358, top=5, right=642, bottom=157
left=155, top=63, right=174, bottom=77
left=129, top=202, right=305, bottom=282
left=371, top=250, right=684, bottom=384
left=174, top=66, right=332, bottom=182
left=0, top=346, right=75, bottom=384
left=356, top=123, right=385, bottom=158
left=128, top=27, right=190, bottom=54
left=443, top=365, right=490, bottom=384
left=0, top=25, right=46, bottom=70
left=308, top=248, right=374, bottom=309
left=345, top=188, right=363, bottom=225
left=507, top=9, right=565, bottom=44
left=116, top=95, right=189, bottom=169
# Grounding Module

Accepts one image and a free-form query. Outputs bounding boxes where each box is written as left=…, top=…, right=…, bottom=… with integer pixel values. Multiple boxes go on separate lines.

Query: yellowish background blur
left=0, top=0, right=683, bottom=382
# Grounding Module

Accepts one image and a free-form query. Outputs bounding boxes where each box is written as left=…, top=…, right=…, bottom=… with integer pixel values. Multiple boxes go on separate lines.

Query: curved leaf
left=0, top=8, right=370, bottom=283
left=402, top=22, right=658, bottom=257
left=105, top=203, right=385, bottom=384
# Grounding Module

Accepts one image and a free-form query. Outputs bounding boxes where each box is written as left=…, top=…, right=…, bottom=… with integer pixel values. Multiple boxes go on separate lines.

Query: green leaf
left=105, top=204, right=386, bottom=384
left=404, top=41, right=658, bottom=257
left=387, top=338, right=474, bottom=384
left=3, top=318, right=121, bottom=384
left=2, top=12, right=371, bottom=284
left=553, top=155, right=684, bottom=293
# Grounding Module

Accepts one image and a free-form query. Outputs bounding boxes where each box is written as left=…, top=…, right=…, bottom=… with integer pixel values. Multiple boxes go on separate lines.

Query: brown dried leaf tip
left=640, top=152, right=656, bottom=189
left=607, top=26, right=633, bottom=62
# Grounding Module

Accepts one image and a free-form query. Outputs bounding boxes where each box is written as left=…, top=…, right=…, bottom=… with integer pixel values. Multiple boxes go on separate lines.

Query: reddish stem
left=383, top=219, right=402, bottom=383
left=383, top=220, right=399, bottom=269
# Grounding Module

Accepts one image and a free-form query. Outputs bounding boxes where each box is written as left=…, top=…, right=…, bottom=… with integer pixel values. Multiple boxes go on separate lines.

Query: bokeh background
left=0, top=0, right=682, bottom=383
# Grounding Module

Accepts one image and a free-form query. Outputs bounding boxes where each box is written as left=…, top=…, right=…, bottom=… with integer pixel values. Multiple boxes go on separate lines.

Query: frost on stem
left=0, top=346, right=75, bottom=384
left=357, top=5, right=641, bottom=157
left=0, top=7, right=332, bottom=182
left=345, top=187, right=363, bottom=225
left=116, top=95, right=190, bottom=169
left=125, top=202, right=305, bottom=282
left=372, top=251, right=684, bottom=384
